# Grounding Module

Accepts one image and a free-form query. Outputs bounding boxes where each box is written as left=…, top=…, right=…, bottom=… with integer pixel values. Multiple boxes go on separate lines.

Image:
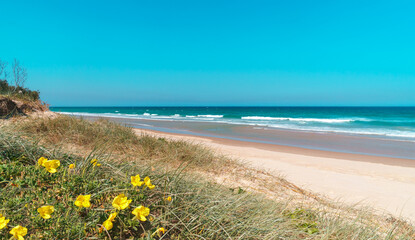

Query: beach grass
left=0, top=114, right=414, bottom=239
left=14, top=115, right=231, bottom=171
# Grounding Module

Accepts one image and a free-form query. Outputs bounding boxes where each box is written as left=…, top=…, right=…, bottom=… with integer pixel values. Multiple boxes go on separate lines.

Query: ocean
left=50, top=107, right=415, bottom=159
left=51, top=106, right=415, bottom=141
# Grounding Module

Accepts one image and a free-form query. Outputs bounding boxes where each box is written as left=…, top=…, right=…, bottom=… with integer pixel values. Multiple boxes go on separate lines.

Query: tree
left=12, top=59, right=27, bottom=88
left=0, top=59, right=7, bottom=80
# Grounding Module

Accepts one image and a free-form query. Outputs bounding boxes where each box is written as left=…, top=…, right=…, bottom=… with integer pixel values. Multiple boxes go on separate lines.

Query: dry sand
left=134, top=128, right=415, bottom=222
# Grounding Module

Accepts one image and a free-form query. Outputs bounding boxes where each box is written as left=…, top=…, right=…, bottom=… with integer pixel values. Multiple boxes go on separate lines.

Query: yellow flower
left=37, top=205, right=54, bottom=219
left=166, top=196, right=172, bottom=202
left=152, top=227, right=166, bottom=237
left=69, top=164, right=75, bottom=169
left=91, top=159, right=101, bottom=167
left=43, top=160, right=60, bottom=173
left=143, top=176, right=155, bottom=190
left=75, top=195, right=91, bottom=208
left=102, top=212, right=117, bottom=231
left=38, top=157, right=47, bottom=166
left=131, top=174, right=144, bottom=187
left=132, top=206, right=150, bottom=222
left=112, top=194, right=132, bottom=210
left=10, top=225, right=27, bottom=240
left=0, top=213, right=10, bottom=229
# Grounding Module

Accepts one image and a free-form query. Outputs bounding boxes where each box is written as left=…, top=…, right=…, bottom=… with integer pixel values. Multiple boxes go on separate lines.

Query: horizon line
left=49, top=105, right=415, bottom=108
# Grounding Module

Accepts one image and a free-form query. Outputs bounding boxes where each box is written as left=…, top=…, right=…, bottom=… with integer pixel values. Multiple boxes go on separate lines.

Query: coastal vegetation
left=0, top=79, right=40, bottom=102
left=0, top=59, right=46, bottom=118
left=0, top=113, right=414, bottom=239
left=0, top=69, right=414, bottom=238
left=0, top=59, right=40, bottom=102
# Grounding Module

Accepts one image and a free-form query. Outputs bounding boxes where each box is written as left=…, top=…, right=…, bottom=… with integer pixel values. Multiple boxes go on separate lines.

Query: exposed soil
left=0, top=97, right=47, bottom=118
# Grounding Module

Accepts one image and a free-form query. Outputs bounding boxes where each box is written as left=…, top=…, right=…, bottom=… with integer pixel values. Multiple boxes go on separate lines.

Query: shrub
left=0, top=79, right=40, bottom=101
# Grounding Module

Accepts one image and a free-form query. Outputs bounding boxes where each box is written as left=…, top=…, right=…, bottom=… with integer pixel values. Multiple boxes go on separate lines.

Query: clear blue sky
left=1, top=0, right=414, bottom=106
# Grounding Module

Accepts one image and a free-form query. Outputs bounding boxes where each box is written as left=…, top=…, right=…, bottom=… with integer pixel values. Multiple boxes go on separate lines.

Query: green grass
left=0, top=132, right=163, bottom=239
left=1, top=115, right=414, bottom=239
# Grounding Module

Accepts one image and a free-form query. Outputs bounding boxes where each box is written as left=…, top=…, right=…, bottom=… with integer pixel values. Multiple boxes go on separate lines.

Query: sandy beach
left=6, top=2, right=415, bottom=237
left=134, top=127, right=415, bottom=222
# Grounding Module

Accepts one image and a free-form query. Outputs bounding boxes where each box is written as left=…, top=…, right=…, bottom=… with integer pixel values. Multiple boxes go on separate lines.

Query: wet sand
left=80, top=115, right=415, bottom=160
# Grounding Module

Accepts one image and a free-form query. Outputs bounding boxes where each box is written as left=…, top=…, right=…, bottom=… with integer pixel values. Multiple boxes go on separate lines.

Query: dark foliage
left=0, top=79, right=40, bottom=101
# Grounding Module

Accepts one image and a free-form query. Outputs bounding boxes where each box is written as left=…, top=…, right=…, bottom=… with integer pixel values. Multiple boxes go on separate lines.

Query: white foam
left=197, top=115, right=223, bottom=118
left=241, top=116, right=352, bottom=123
left=56, top=111, right=415, bottom=141
left=266, top=123, right=415, bottom=140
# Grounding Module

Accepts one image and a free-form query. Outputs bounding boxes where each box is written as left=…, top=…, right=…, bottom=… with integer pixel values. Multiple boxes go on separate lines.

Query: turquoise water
left=51, top=107, right=415, bottom=141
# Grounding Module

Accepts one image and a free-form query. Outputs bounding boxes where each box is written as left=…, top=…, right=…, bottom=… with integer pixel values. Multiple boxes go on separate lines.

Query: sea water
left=51, top=106, right=415, bottom=142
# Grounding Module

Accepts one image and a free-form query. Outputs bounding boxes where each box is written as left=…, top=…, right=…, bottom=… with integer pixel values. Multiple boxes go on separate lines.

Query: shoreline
left=138, top=127, right=415, bottom=168
left=72, top=114, right=415, bottom=160
left=132, top=126, right=415, bottom=222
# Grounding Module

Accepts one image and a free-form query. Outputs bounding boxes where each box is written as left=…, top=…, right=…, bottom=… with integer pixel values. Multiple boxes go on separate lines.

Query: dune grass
left=1, top=114, right=414, bottom=239
left=15, top=115, right=230, bottom=171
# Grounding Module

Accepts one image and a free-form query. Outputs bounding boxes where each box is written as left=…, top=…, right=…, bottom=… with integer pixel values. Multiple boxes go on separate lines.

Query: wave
left=57, top=111, right=415, bottom=141
left=143, top=113, right=159, bottom=116
left=58, top=112, right=153, bottom=119
left=197, top=115, right=224, bottom=118
left=264, top=123, right=415, bottom=139
left=241, top=116, right=353, bottom=123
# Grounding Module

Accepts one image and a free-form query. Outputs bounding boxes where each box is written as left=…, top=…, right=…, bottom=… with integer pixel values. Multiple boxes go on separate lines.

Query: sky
left=1, top=0, right=415, bottom=106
